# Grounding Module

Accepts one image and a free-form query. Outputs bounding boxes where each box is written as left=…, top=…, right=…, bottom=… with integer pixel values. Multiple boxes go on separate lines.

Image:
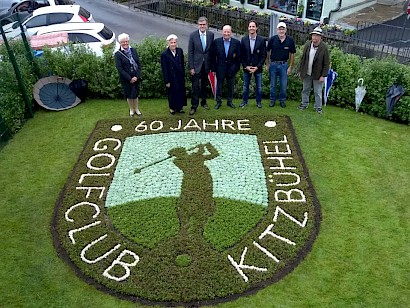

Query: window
left=25, top=15, right=47, bottom=28
left=248, top=0, right=260, bottom=6
left=35, top=1, right=51, bottom=9
left=268, top=0, right=298, bottom=15
left=15, top=1, right=31, bottom=12
left=68, top=33, right=99, bottom=43
left=48, top=13, right=73, bottom=25
left=305, top=0, right=323, bottom=20
left=56, top=0, right=75, bottom=4
left=78, top=7, right=91, bottom=20
left=99, top=26, right=114, bottom=40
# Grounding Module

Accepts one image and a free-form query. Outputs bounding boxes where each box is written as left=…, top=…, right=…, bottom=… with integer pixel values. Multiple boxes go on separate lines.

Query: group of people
left=114, top=17, right=330, bottom=117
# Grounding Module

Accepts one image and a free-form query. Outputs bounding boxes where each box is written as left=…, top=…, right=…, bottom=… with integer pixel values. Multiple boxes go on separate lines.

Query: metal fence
left=126, top=0, right=410, bottom=64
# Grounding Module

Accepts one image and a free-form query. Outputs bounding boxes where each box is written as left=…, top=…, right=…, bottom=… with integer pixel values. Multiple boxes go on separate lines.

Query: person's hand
left=130, top=77, right=138, bottom=83
left=190, top=69, right=195, bottom=75
left=319, top=76, right=325, bottom=82
left=287, top=67, right=292, bottom=75
left=166, top=83, right=170, bottom=88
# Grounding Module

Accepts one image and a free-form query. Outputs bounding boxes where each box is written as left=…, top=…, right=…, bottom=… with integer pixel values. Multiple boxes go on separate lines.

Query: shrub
left=1, top=38, right=409, bottom=140
left=0, top=40, right=37, bottom=134
left=327, top=46, right=362, bottom=109
left=358, top=57, right=410, bottom=122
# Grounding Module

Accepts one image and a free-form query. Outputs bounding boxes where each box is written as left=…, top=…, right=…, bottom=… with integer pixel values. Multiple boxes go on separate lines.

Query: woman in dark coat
left=115, top=33, right=142, bottom=117
left=160, top=34, right=187, bottom=114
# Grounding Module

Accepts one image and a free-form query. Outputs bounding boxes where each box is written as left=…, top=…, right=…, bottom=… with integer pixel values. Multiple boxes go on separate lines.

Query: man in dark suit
left=211, top=25, right=241, bottom=110
left=188, top=16, right=214, bottom=115
left=240, top=21, right=267, bottom=109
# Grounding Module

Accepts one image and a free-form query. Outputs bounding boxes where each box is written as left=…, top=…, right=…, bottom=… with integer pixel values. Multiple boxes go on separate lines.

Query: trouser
left=216, top=74, right=235, bottom=104
left=269, top=62, right=288, bottom=103
left=301, top=75, right=324, bottom=109
left=242, top=71, right=262, bottom=104
left=191, top=63, right=208, bottom=109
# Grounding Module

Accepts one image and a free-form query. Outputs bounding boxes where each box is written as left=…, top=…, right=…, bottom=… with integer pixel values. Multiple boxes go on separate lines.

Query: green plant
left=0, top=99, right=409, bottom=307
left=297, top=4, right=304, bottom=16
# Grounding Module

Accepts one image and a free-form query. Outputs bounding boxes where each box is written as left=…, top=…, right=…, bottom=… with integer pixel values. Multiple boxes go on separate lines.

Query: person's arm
left=160, top=53, right=170, bottom=87
left=240, top=38, right=248, bottom=71
left=258, top=37, right=267, bottom=71
left=133, top=48, right=142, bottom=79
left=114, top=52, right=132, bottom=82
left=287, top=53, right=294, bottom=75
left=210, top=40, right=216, bottom=73
left=187, top=33, right=195, bottom=75
left=265, top=37, right=271, bottom=70
left=320, top=45, right=330, bottom=81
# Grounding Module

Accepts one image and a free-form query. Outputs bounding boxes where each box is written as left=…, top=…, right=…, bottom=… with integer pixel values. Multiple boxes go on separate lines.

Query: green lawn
left=0, top=99, right=409, bottom=307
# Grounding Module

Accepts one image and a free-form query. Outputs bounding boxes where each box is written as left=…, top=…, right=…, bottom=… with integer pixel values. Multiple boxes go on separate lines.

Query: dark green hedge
left=0, top=36, right=409, bottom=139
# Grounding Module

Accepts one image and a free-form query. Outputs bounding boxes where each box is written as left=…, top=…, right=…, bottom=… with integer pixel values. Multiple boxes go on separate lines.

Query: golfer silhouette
left=168, top=142, right=219, bottom=237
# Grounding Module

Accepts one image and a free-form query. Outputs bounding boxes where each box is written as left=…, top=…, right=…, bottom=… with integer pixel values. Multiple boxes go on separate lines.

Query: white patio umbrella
left=355, top=78, right=366, bottom=112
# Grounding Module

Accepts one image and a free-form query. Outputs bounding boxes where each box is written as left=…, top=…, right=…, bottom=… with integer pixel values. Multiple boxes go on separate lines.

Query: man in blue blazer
left=240, top=21, right=267, bottom=109
left=188, top=16, right=214, bottom=115
left=211, top=25, right=241, bottom=109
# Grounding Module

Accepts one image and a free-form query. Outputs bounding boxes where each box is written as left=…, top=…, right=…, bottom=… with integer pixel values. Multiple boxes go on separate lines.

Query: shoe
left=170, top=110, right=176, bottom=115
left=135, top=110, right=142, bottom=117
left=189, top=108, right=196, bottom=115
left=297, top=104, right=308, bottom=110
left=239, top=101, right=247, bottom=108
left=129, top=110, right=134, bottom=117
left=257, top=102, right=262, bottom=108
left=227, top=102, right=236, bottom=108
left=179, top=110, right=185, bottom=113
left=316, top=108, right=322, bottom=114
left=280, top=102, right=286, bottom=108
left=269, top=101, right=275, bottom=107
left=214, top=102, right=222, bottom=110
left=201, top=103, right=209, bottom=110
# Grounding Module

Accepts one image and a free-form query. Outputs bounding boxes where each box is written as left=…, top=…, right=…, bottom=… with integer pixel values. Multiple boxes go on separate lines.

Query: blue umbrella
left=324, top=68, right=337, bottom=106
left=33, top=76, right=81, bottom=111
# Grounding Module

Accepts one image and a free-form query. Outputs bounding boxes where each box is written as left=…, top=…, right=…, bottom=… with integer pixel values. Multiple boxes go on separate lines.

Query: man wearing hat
left=297, top=26, right=330, bottom=114
left=266, top=21, right=296, bottom=108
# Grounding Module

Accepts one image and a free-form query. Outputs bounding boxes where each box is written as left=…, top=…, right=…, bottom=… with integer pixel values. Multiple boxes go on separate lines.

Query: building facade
left=230, top=0, right=403, bottom=24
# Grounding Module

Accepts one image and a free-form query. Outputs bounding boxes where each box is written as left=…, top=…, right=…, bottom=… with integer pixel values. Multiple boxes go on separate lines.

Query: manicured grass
left=0, top=99, right=409, bottom=307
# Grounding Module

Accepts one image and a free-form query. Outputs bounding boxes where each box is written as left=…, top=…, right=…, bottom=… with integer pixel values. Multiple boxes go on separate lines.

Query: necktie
left=200, top=33, right=206, bottom=51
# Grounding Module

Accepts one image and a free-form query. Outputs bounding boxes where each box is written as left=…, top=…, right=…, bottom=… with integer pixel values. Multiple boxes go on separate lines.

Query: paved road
left=73, top=0, right=228, bottom=50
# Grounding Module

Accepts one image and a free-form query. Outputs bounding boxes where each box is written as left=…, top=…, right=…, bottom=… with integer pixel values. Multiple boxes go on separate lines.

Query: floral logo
left=52, top=116, right=321, bottom=306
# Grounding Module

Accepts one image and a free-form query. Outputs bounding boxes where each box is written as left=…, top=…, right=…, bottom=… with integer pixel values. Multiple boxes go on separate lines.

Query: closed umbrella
left=324, top=68, right=337, bottom=106
left=33, top=76, right=81, bottom=111
left=208, top=72, right=217, bottom=99
left=386, top=84, right=405, bottom=117
left=355, top=78, right=366, bottom=112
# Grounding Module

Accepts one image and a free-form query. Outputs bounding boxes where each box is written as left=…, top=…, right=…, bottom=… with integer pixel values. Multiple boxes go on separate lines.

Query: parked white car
left=1, top=0, right=75, bottom=26
left=0, top=0, right=73, bottom=10
left=34, top=22, right=116, bottom=56
left=3, top=4, right=92, bottom=39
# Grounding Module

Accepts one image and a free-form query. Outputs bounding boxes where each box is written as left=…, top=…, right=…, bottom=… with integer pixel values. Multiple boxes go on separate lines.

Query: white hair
left=166, top=34, right=178, bottom=41
left=118, top=33, right=130, bottom=43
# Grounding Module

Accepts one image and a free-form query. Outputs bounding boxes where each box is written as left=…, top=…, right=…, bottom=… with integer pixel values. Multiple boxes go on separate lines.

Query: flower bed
left=52, top=115, right=321, bottom=305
